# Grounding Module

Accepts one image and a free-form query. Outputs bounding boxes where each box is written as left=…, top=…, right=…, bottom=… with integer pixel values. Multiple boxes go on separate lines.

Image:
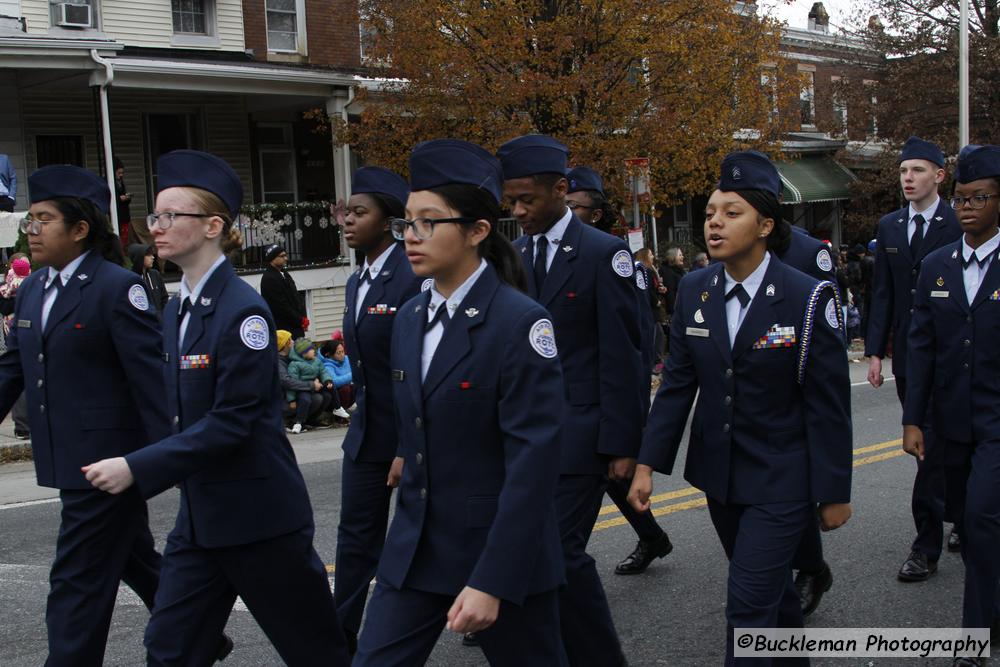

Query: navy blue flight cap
left=28, top=165, right=111, bottom=214
left=954, top=144, right=1000, bottom=184
left=566, top=167, right=604, bottom=195
left=352, top=167, right=410, bottom=208
left=719, top=150, right=781, bottom=198
left=156, top=150, right=243, bottom=218
left=899, top=136, right=944, bottom=167
left=408, top=139, right=504, bottom=203
left=497, top=134, right=569, bottom=180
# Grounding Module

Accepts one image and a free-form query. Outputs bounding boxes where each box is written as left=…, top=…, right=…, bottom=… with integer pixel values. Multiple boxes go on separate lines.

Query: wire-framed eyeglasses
left=389, top=216, right=479, bottom=241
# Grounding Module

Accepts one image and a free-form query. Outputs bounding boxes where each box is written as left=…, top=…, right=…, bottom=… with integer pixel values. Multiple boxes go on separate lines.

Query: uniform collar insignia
left=521, top=246, right=528, bottom=253
left=935, top=216, right=943, bottom=221
left=414, top=304, right=422, bottom=313
left=77, top=274, right=87, bottom=280
left=381, top=270, right=391, bottom=276
left=766, top=284, right=775, bottom=297
left=200, top=297, right=212, bottom=307
left=465, top=307, right=479, bottom=317
left=952, top=249, right=959, bottom=259
left=563, top=245, right=573, bottom=253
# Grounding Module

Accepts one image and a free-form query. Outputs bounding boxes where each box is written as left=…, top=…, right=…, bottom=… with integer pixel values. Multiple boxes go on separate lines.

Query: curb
left=0, top=442, right=32, bottom=464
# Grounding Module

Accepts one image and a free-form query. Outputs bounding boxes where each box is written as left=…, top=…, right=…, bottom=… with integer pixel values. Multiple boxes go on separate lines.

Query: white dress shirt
left=532, top=207, right=572, bottom=272
left=41, top=251, right=90, bottom=330
left=178, top=254, right=228, bottom=347
left=908, top=197, right=940, bottom=243
left=355, top=243, right=398, bottom=322
left=961, top=230, right=1000, bottom=304
left=722, top=252, right=771, bottom=348
left=421, top=259, right=488, bottom=381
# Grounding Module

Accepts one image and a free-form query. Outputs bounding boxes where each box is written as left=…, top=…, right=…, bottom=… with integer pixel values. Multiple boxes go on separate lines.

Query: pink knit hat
left=10, top=258, right=30, bottom=278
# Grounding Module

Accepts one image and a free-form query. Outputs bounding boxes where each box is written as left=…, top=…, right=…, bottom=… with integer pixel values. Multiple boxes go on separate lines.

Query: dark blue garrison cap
left=719, top=150, right=781, bottom=198
left=954, top=145, right=1000, bottom=184
left=29, top=165, right=111, bottom=214
left=409, top=139, right=504, bottom=203
left=899, top=136, right=945, bottom=168
left=497, top=134, right=569, bottom=180
left=352, top=167, right=410, bottom=208
left=156, top=150, right=243, bottom=218
left=566, top=166, right=604, bottom=195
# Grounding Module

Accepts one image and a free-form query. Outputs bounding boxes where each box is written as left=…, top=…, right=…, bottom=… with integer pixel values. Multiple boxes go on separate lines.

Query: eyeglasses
left=389, top=217, right=478, bottom=241
left=146, top=211, right=212, bottom=230
left=949, top=194, right=999, bottom=210
left=567, top=202, right=595, bottom=212
left=19, top=215, right=58, bottom=235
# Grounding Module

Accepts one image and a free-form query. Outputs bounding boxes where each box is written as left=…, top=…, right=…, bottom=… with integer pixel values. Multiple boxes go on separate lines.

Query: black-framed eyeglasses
left=389, top=217, right=479, bottom=241
left=950, top=194, right=999, bottom=210
left=146, top=211, right=212, bottom=230
left=19, top=215, right=59, bottom=235
left=567, top=202, right=595, bottom=212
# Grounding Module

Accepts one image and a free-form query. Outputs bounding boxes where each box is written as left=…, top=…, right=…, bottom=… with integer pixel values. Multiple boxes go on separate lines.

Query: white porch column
left=326, top=88, right=356, bottom=270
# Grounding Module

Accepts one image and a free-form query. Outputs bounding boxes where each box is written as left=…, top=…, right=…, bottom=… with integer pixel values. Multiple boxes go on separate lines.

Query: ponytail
left=733, top=189, right=791, bottom=255
left=427, top=183, right=527, bottom=293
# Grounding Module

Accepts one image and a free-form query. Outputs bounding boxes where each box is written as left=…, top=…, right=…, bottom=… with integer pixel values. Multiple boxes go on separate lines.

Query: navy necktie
left=726, top=284, right=751, bottom=308
left=425, top=304, right=450, bottom=333
left=910, top=214, right=925, bottom=258
left=962, top=250, right=994, bottom=270
left=533, top=235, right=548, bottom=297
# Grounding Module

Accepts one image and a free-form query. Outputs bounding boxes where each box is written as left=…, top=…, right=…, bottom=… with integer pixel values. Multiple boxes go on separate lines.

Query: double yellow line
left=593, top=438, right=906, bottom=533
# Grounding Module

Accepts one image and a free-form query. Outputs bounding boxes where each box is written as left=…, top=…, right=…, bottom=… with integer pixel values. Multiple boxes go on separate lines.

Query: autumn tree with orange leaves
left=326, top=0, right=799, bottom=206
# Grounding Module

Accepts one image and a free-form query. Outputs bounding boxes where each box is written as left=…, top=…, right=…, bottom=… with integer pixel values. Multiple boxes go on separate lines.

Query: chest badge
left=700, top=291, right=709, bottom=302
left=936, top=277, right=945, bottom=287
left=694, top=309, right=705, bottom=324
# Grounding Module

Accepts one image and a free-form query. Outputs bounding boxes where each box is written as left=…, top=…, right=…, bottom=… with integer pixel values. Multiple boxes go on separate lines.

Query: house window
left=36, top=135, right=85, bottom=167
left=171, top=0, right=209, bottom=34
left=143, top=112, right=204, bottom=199
left=799, top=69, right=816, bottom=127
left=266, top=0, right=306, bottom=54
left=831, top=76, right=847, bottom=135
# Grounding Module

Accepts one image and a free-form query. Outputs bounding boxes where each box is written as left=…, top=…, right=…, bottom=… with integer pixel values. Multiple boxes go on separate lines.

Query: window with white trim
left=799, top=69, right=816, bottom=128
left=172, top=0, right=211, bottom=34
left=831, top=76, right=847, bottom=135
left=266, top=0, right=306, bottom=54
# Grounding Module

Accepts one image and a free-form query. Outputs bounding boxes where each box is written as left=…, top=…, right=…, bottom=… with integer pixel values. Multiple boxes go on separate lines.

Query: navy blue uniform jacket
left=865, top=201, right=961, bottom=378
left=342, top=243, right=423, bottom=462
left=513, top=216, right=644, bottom=473
left=904, top=241, right=1000, bottom=443
left=126, top=260, right=315, bottom=548
left=379, top=264, right=565, bottom=605
left=638, top=259, right=853, bottom=505
left=781, top=226, right=837, bottom=283
left=0, top=252, right=170, bottom=489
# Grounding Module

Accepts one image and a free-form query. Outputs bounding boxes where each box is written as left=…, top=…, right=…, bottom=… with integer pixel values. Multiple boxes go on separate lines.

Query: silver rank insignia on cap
left=465, top=308, right=479, bottom=317
left=732, top=166, right=742, bottom=180
left=766, top=284, right=775, bottom=297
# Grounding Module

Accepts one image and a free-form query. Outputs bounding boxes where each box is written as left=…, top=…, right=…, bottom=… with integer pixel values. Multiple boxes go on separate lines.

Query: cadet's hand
left=628, top=465, right=654, bottom=513
left=387, top=456, right=404, bottom=488
left=903, top=424, right=925, bottom=461
left=313, top=379, right=322, bottom=391
left=818, top=503, right=852, bottom=531
left=82, top=458, right=135, bottom=495
left=446, top=586, right=500, bottom=634
left=608, top=457, right=636, bottom=482
left=867, top=356, right=884, bottom=388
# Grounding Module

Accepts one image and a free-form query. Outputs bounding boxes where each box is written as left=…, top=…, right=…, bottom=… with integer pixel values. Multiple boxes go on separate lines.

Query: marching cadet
left=81, top=150, right=350, bottom=666
left=353, top=139, right=568, bottom=665
left=335, top=166, right=423, bottom=652
left=567, top=164, right=674, bottom=576
left=629, top=150, right=853, bottom=665
left=499, top=135, right=643, bottom=666
left=903, top=145, right=1000, bottom=663
left=866, top=137, right=963, bottom=582
left=0, top=166, right=173, bottom=665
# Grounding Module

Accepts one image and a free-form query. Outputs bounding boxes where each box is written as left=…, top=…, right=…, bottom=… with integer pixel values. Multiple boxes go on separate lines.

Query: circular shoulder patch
left=816, top=249, right=833, bottom=273
left=824, top=298, right=840, bottom=329
left=529, top=318, right=558, bottom=359
left=635, top=268, right=647, bottom=290
left=239, top=315, right=270, bottom=350
left=612, top=250, right=634, bottom=278
left=128, top=284, right=149, bottom=311
left=421, top=278, right=434, bottom=292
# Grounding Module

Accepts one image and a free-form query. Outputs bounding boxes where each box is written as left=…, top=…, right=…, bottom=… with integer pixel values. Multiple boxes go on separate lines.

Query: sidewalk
left=0, top=417, right=347, bottom=506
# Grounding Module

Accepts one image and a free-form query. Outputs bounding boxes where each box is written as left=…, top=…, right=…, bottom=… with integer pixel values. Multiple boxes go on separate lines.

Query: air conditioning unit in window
left=56, top=3, right=92, bottom=28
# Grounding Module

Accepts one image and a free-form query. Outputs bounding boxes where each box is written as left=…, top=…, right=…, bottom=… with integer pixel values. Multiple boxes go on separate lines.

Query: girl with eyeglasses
left=353, top=139, right=568, bottom=666
left=81, top=150, right=350, bottom=665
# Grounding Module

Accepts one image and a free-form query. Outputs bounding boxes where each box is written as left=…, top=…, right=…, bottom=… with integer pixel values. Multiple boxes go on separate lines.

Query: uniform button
left=967, top=316, right=973, bottom=323
left=725, top=369, right=734, bottom=378
left=963, top=339, right=971, bottom=347
left=173, top=415, right=179, bottom=425
left=415, top=417, right=422, bottom=429
left=963, top=363, right=970, bottom=370
left=910, top=288, right=916, bottom=295
left=724, top=396, right=732, bottom=406
left=415, top=452, right=423, bottom=465
left=910, top=308, right=915, bottom=315
left=39, top=404, right=45, bottom=413
left=36, top=379, right=43, bottom=389
left=723, top=423, right=731, bottom=433
left=912, top=269, right=918, bottom=276
left=420, top=488, right=427, bottom=500
left=356, top=360, right=362, bottom=368
left=37, top=353, right=44, bottom=363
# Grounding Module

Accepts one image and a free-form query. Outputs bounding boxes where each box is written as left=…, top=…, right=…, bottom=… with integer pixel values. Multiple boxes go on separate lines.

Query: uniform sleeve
left=126, top=307, right=281, bottom=497
left=813, top=246, right=838, bottom=284
left=595, top=242, right=644, bottom=459
left=865, top=223, right=893, bottom=358
left=467, top=308, right=565, bottom=604
left=802, top=286, right=853, bottom=503
left=902, top=267, right=935, bottom=426
left=110, top=275, right=172, bottom=443
left=637, top=285, right=699, bottom=473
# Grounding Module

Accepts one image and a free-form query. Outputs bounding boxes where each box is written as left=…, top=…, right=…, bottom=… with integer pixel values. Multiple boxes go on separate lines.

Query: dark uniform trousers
left=145, top=525, right=340, bottom=667
left=604, top=478, right=667, bottom=543
left=708, top=499, right=811, bottom=667
left=355, top=584, right=567, bottom=666
left=47, top=487, right=160, bottom=666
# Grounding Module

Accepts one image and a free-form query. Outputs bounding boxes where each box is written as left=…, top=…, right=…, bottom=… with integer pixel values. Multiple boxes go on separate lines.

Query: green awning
left=776, top=157, right=857, bottom=204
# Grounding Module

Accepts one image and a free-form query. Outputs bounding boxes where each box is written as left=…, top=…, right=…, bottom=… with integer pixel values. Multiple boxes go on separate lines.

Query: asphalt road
left=0, top=362, right=973, bottom=666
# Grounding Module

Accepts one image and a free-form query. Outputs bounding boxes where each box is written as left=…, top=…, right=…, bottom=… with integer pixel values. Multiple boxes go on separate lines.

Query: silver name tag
left=686, top=327, right=710, bottom=338
left=887, top=247, right=899, bottom=254
left=930, top=291, right=949, bottom=298
left=17, top=320, right=30, bottom=328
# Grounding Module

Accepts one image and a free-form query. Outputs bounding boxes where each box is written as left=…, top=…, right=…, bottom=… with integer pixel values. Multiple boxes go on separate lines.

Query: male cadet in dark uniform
left=499, top=136, right=643, bottom=666
left=866, top=137, right=963, bottom=582
left=903, top=145, right=1000, bottom=663
left=566, top=165, right=674, bottom=576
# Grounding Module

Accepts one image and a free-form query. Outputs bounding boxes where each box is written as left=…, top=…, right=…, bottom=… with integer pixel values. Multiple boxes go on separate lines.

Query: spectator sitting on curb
left=288, top=338, right=350, bottom=433
left=276, top=330, right=328, bottom=433
left=320, top=339, right=355, bottom=414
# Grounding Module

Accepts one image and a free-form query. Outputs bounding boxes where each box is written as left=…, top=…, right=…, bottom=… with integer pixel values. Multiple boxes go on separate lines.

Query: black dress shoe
left=614, top=533, right=673, bottom=575
left=948, top=527, right=962, bottom=552
left=897, top=550, right=938, bottom=582
left=462, top=632, right=480, bottom=647
left=794, top=562, right=833, bottom=617
left=216, top=634, right=234, bottom=662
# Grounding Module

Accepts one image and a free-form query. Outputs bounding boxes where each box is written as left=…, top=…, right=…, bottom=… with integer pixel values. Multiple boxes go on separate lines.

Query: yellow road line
left=853, top=439, right=902, bottom=455
left=854, top=449, right=906, bottom=467
left=594, top=497, right=708, bottom=532
left=598, top=486, right=703, bottom=516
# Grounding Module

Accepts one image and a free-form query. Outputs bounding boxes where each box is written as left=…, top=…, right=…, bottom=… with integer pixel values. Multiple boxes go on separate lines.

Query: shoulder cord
left=798, top=280, right=843, bottom=385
